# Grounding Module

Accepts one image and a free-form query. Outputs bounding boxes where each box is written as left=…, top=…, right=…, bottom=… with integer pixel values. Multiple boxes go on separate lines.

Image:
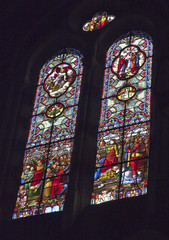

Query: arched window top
left=106, top=31, right=153, bottom=64
left=13, top=48, right=84, bottom=219
left=103, top=31, right=153, bottom=99
left=82, top=11, right=115, bottom=32
left=91, top=31, right=153, bottom=204
left=38, top=48, right=83, bottom=85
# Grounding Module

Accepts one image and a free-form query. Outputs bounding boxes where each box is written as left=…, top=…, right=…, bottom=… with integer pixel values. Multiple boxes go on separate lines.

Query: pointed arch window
left=92, top=31, right=153, bottom=204
left=13, top=49, right=84, bottom=219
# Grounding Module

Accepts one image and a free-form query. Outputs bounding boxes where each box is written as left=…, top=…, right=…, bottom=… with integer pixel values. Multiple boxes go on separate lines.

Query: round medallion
left=46, top=103, right=64, bottom=118
left=111, top=45, right=146, bottom=80
left=117, top=86, right=136, bottom=101
left=44, top=63, right=76, bottom=98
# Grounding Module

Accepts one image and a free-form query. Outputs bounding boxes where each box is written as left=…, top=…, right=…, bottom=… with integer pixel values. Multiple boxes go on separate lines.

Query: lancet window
left=91, top=32, right=153, bottom=204
left=13, top=49, right=84, bottom=219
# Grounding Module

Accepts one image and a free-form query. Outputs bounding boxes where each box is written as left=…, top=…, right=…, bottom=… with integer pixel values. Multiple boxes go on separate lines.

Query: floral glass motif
left=13, top=49, right=83, bottom=219
left=83, top=12, right=115, bottom=32
left=91, top=32, right=153, bottom=205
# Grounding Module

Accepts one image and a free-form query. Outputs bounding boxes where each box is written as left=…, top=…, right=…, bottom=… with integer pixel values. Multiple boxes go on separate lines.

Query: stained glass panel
left=83, top=12, right=115, bottom=32
left=13, top=49, right=83, bottom=219
left=92, top=31, right=152, bottom=204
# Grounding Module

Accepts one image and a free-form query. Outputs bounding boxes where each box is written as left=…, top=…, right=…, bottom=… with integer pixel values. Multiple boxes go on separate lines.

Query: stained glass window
left=91, top=32, right=153, bottom=204
left=13, top=49, right=83, bottom=219
left=83, top=12, right=115, bottom=32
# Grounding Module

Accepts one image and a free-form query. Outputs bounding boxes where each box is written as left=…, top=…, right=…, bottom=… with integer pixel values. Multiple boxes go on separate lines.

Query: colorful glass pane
left=13, top=49, right=83, bottom=219
left=83, top=12, right=115, bottom=32
left=40, top=140, right=73, bottom=214
left=117, top=86, right=136, bottom=101
left=46, top=103, right=64, bottom=118
left=91, top=32, right=152, bottom=204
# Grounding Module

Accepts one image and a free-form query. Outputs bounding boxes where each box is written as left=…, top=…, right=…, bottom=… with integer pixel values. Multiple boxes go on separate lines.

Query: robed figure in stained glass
left=44, top=63, right=76, bottom=98
left=28, top=157, right=46, bottom=199
left=112, top=45, right=146, bottom=80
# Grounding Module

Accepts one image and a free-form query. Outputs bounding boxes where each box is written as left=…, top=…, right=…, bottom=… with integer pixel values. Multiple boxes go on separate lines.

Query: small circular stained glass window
left=117, top=86, right=136, bottom=101
left=83, top=12, right=115, bottom=32
left=46, top=103, right=64, bottom=118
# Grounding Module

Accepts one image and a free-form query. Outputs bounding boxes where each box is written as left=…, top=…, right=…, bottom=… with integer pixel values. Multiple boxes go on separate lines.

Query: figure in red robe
left=101, top=149, right=118, bottom=173
left=51, top=165, right=69, bottom=198
left=117, top=57, right=128, bottom=77
left=131, top=53, right=138, bottom=73
left=128, top=137, right=145, bottom=183
left=28, top=157, right=46, bottom=198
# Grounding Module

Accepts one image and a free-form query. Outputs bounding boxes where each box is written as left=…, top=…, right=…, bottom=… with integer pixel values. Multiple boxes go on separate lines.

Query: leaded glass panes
left=13, top=49, right=83, bottom=219
left=82, top=12, right=115, bottom=32
left=91, top=32, right=152, bottom=204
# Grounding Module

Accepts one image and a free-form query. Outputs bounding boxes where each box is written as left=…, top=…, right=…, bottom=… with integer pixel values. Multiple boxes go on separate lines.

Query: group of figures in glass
left=13, top=31, right=152, bottom=218
left=112, top=45, right=146, bottom=80
left=92, top=124, right=149, bottom=204
left=14, top=142, right=72, bottom=218
left=44, top=63, right=76, bottom=99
